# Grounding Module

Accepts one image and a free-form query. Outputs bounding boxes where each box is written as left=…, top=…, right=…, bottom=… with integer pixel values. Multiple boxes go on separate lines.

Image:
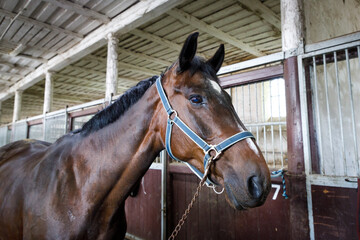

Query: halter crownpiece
left=155, top=76, right=255, bottom=188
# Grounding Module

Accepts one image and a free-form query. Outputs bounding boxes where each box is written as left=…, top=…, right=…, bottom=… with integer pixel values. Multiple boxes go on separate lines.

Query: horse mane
left=78, top=75, right=158, bottom=136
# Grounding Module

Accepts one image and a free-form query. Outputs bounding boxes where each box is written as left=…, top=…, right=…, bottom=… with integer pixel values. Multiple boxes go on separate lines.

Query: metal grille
left=13, top=121, right=27, bottom=141
left=29, top=124, right=43, bottom=140
left=71, top=115, right=94, bottom=131
left=306, top=47, right=360, bottom=177
left=0, top=126, right=9, bottom=147
left=228, top=78, right=287, bottom=170
left=44, top=114, right=66, bottom=143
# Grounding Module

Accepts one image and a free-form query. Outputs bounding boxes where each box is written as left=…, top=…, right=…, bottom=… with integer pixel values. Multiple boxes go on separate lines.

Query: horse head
left=157, top=32, right=271, bottom=210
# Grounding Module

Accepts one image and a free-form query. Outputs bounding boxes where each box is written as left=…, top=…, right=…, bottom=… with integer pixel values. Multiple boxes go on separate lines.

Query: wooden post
left=281, top=0, right=309, bottom=239
left=13, top=90, right=22, bottom=123
left=105, top=33, right=119, bottom=103
left=12, top=90, right=23, bottom=140
left=43, top=71, right=53, bottom=114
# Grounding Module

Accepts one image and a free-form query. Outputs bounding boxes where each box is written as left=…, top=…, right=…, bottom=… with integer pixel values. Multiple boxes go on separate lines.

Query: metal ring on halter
left=212, top=185, right=225, bottom=194
left=168, top=110, right=178, bottom=123
left=204, top=145, right=222, bottom=161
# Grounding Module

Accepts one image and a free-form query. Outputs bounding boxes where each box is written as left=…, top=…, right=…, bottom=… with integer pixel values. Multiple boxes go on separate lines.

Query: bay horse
left=0, top=32, right=270, bottom=239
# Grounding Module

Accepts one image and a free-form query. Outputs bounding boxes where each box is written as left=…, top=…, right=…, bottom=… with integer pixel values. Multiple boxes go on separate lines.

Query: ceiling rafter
left=0, top=8, right=83, bottom=39
left=85, top=55, right=158, bottom=76
left=42, top=0, right=110, bottom=24
left=0, top=71, right=24, bottom=78
left=119, top=48, right=172, bottom=66
left=131, top=29, right=208, bottom=59
left=0, top=53, right=47, bottom=63
left=236, top=0, right=281, bottom=31
left=0, top=61, right=35, bottom=72
left=54, top=73, right=130, bottom=91
left=167, top=8, right=265, bottom=57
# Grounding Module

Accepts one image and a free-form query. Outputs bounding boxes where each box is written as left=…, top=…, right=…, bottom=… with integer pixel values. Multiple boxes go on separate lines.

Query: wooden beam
left=85, top=55, right=158, bottom=76
left=0, top=0, right=184, bottom=101
left=0, top=9, right=83, bottom=39
left=9, top=44, right=26, bottom=56
left=130, top=29, right=209, bottom=59
left=119, top=48, right=172, bottom=66
left=0, top=61, right=35, bottom=72
left=131, top=29, right=181, bottom=51
left=0, top=71, right=24, bottom=78
left=167, top=8, right=265, bottom=57
left=237, top=0, right=281, bottom=31
left=0, top=53, right=47, bottom=63
left=42, top=0, right=110, bottom=24
left=54, top=73, right=130, bottom=90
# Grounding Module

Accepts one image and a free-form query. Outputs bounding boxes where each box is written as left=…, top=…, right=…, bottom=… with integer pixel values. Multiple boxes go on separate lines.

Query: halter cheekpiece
left=155, top=76, right=255, bottom=189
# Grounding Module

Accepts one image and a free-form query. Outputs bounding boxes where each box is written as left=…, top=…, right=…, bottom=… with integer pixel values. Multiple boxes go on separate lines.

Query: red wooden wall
left=125, top=167, right=358, bottom=240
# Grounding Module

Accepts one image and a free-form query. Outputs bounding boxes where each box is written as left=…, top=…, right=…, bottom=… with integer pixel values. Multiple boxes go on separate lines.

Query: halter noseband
left=155, top=76, right=255, bottom=189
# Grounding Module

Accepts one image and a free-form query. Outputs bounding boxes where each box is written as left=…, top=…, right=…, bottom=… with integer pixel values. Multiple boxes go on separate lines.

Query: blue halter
left=155, top=76, right=255, bottom=188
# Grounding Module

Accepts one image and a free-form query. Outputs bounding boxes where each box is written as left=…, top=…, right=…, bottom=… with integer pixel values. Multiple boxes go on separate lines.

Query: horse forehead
left=207, top=78, right=222, bottom=94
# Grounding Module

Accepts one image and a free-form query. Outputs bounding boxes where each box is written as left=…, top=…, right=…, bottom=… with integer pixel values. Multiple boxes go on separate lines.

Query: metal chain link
left=168, top=157, right=214, bottom=240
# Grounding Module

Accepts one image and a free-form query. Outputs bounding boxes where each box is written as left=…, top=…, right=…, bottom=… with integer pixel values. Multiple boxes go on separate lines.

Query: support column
left=43, top=71, right=53, bottom=114
left=105, top=33, right=119, bottom=103
left=12, top=90, right=23, bottom=141
left=281, top=0, right=309, bottom=239
left=13, top=90, right=23, bottom=123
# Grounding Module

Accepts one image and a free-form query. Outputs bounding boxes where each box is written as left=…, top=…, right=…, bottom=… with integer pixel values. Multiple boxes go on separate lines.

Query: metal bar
left=218, top=52, right=284, bottom=75
left=264, top=125, right=267, bottom=162
left=277, top=78, right=284, bottom=168
left=262, top=81, right=267, bottom=162
left=242, top=86, right=245, bottom=120
left=312, top=56, right=324, bottom=174
left=255, top=83, right=259, bottom=143
left=334, top=52, right=346, bottom=176
left=270, top=80, right=273, bottom=122
left=246, top=121, right=286, bottom=127
left=303, top=40, right=360, bottom=58
left=297, top=55, right=315, bottom=240
left=271, top=125, right=275, bottom=168
left=280, top=124, right=283, bottom=168
left=64, top=107, right=69, bottom=135
left=235, top=87, right=238, bottom=115
left=305, top=32, right=360, bottom=53
left=160, top=150, right=167, bottom=240
left=248, top=84, right=251, bottom=122
left=345, top=49, right=359, bottom=175
left=323, top=54, right=335, bottom=175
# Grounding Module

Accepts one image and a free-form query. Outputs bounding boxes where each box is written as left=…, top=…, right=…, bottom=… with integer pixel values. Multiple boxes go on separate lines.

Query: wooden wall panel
left=125, top=169, right=161, bottom=240
left=312, top=185, right=358, bottom=240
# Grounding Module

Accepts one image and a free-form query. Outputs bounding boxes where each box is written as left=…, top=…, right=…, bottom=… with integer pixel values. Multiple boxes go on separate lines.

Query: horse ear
left=207, top=44, right=225, bottom=73
left=178, top=32, right=199, bottom=71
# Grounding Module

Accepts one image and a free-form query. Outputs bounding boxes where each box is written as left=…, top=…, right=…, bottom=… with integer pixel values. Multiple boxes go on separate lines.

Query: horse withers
left=0, top=32, right=271, bottom=239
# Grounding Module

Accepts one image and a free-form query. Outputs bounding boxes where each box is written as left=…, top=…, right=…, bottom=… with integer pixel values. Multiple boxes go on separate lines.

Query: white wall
left=304, top=0, right=360, bottom=44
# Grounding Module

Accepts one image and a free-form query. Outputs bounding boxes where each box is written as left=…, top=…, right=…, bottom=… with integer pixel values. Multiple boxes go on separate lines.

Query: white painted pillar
left=43, top=71, right=53, bottom=114
left=105, top=33, right=119, bottom=103
left=13, top=90, right=23, bottom=123
left=281, top=0, right=304, bottom=52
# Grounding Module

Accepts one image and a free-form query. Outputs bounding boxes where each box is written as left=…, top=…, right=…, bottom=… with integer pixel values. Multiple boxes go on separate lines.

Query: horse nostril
left=247, top=175, right=263, bottom=200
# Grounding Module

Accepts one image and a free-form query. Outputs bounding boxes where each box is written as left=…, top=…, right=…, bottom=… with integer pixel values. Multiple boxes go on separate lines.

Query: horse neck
left=73, top=83, right=163, bottom=202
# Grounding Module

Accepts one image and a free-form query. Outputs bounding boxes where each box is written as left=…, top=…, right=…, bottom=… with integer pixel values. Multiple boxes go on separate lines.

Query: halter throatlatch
left=156, top=76, right=255, bottom=190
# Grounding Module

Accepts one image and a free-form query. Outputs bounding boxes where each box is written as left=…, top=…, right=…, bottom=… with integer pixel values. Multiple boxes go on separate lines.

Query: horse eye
left=189, top=95, right=203, bottom=105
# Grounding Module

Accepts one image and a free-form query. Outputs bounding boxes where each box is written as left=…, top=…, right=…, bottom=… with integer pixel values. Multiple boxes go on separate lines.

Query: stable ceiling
left=0, top=0, right=281, bottom=124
